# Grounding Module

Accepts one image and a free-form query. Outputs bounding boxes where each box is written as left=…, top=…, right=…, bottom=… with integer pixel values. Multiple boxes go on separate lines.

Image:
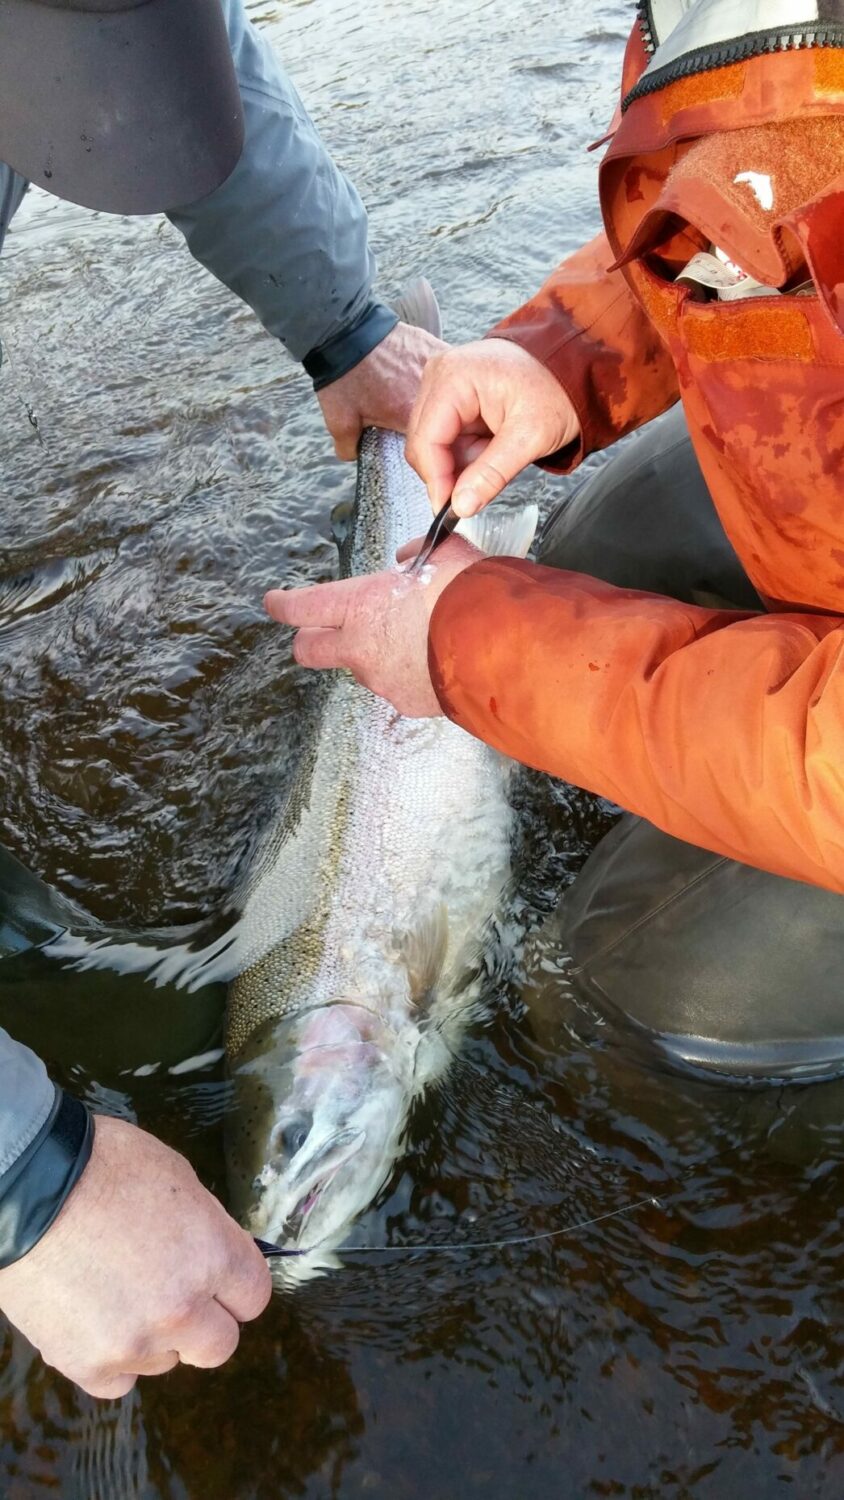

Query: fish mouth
left=283, top=1127, right=366, bottom=1247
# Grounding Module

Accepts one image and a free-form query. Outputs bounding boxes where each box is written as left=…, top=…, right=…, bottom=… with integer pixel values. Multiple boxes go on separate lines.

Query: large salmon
left=43, top=283, right=536, bottom=1275
left=222, top=286, right=537, bottom=1273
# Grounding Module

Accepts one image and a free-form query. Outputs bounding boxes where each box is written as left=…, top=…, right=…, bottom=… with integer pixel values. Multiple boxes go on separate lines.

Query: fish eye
left=277, top=1114, right=312, bottom=1158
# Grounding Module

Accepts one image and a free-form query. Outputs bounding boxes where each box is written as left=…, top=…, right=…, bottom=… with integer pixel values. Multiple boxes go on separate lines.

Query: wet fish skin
left=224, top=423, right=534, bottom=1275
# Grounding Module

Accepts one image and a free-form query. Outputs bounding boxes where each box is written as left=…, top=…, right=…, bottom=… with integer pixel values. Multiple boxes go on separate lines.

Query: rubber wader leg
left=539, top=406, right=844, bottom=1080
left=551, top=817, right=844, bottom=1080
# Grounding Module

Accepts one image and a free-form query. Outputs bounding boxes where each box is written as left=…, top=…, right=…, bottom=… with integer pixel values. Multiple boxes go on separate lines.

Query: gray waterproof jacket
left=0, top=0, right=396, bottom=1266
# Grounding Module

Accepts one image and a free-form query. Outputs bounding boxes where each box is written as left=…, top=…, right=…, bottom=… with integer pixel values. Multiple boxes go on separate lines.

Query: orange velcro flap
left=780, top=183, right=844, bottom=335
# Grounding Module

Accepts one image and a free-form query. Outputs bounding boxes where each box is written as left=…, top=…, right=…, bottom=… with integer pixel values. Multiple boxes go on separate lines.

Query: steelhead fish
left=223, top=286, right=537, bottom=1273
left=44, top=282, right=536, bottom=1275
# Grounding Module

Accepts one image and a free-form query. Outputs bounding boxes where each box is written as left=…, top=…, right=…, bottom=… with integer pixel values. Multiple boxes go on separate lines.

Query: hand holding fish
left=265, top=534, right=481, bottom=716
left=317, top=321, right=446, bottom=460
left=405, top=338, right=581, bottom=516
left=0, top=1116, right=271, bottom=1399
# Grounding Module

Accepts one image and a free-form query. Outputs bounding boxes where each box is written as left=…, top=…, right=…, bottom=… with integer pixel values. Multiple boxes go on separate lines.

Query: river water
left=2, top=2, right=844, bottom=1496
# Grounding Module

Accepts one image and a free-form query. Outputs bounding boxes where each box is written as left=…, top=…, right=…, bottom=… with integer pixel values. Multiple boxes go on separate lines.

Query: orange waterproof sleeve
left=429, top=559, right=844, bottom=893
left=488, top=234, right=681, bottom=471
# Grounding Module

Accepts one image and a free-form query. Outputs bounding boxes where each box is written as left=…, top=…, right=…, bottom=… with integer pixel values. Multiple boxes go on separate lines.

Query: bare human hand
left=405, top=337, right=581, bottom=516
left=265, top=535, right=482, bottom=716
left=0, top=1115, right=271, bottom=1399
left=317, top=321, right=446, bottom=459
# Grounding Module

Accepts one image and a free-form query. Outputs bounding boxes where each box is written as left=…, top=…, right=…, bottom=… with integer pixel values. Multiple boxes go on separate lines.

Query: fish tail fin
left=391, top=277, right=443, bottom=339
left=457, top=504, right=539, bottom=560
left=0, top=841, right=94, bottom=958
left=44, top=912, right=247, bottom=990
left=0, top=833, right=247, bottom=990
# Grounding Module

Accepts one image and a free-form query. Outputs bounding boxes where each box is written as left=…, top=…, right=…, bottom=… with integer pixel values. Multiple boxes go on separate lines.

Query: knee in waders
left=550, top=815, right=844, bottom=1083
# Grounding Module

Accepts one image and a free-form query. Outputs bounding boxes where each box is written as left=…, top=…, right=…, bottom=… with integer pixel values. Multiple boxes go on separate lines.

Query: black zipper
left=623, top=22, right=844, bottom=111
left=635, top=0, right=656, bottom=57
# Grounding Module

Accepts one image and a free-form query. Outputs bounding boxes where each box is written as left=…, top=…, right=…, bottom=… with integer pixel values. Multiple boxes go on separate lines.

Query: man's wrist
left=303, top=301, right=398, bottom=391
left=0, top=1090, right=93, bottom=1270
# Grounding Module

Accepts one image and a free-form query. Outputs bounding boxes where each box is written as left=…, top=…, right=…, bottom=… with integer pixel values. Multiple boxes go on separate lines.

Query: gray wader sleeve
left=0, top=172, right=94, bottom=1269
left=0, top=163, right=28, bottom=261
left=167, top=0, right=397, bottom=388
left=0, top=1031, right=92, bottom=1268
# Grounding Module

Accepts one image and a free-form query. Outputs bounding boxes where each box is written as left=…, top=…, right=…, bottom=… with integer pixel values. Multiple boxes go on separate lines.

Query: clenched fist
left=0, top=1115, right=271, bottom=1399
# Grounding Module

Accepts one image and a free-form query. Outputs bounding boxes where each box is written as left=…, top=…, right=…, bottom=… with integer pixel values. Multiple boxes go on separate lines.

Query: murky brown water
left=2, top=3, right=844, bottom=1496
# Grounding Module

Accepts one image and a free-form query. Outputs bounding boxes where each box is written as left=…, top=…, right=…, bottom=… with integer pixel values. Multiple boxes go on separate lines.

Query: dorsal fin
left=392, top=277, right=443, bottom=339
left=457, top=503, right=539, bottom=560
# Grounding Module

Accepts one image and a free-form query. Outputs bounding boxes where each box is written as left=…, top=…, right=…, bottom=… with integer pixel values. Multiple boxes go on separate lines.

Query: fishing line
left=256, top=1114, right=780, bottom=1262
left=255, top=1192, right=661, bottom=1260
left=254, top=1027, right=789, bottom=1263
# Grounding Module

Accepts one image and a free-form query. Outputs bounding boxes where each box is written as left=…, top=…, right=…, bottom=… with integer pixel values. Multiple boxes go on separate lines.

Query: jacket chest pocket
left=628, top=255, right=821, bottom=365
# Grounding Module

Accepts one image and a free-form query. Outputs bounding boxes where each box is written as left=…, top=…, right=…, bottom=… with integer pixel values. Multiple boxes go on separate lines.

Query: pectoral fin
left=396, top=903, right=449, bottom=1007
left=391, top=277, right=443, bottom=339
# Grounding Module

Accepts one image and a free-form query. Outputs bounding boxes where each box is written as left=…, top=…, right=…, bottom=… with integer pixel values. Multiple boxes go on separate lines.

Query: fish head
left=227, top=1002, right=417, bottom=1259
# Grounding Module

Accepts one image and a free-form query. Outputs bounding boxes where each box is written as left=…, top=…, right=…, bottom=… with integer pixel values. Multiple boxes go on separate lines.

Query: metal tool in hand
left=255, top=1236, right=302, bottom=1259
left=407, top=501, right=460, bottom=574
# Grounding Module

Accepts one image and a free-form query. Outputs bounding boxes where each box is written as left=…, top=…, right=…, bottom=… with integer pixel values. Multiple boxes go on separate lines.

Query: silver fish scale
left=226, top=428, right=513, bottom=1058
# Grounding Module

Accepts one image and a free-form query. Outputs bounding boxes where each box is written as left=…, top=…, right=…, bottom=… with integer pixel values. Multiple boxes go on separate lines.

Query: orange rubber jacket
left=428, top=26, right=844, bottom=893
